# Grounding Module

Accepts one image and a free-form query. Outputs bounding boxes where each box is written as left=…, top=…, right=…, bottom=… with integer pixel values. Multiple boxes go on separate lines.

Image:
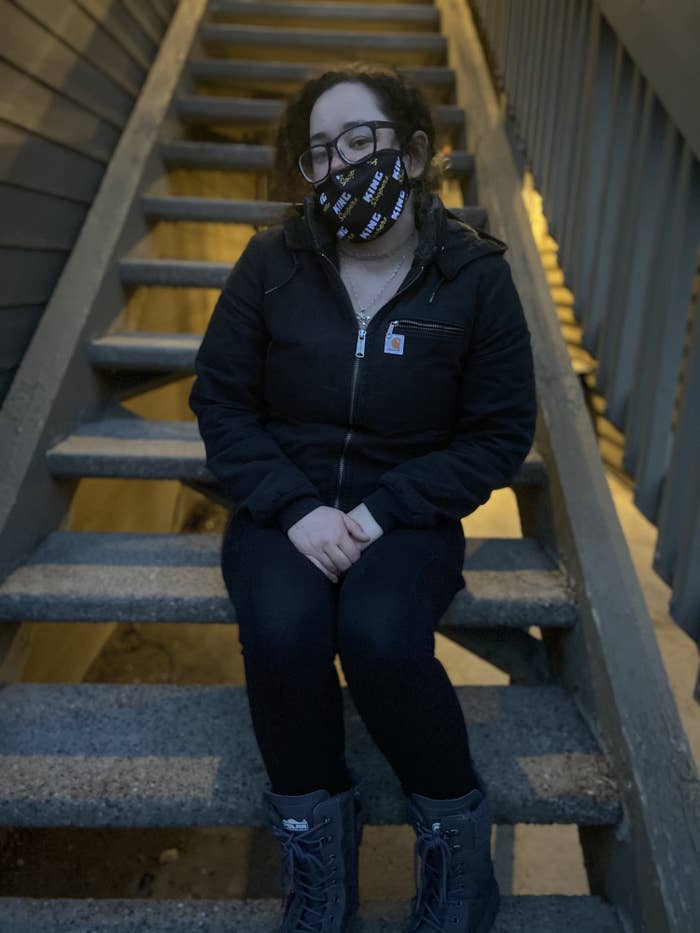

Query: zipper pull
left=355, top=327, right=367, bottom=357
left=386, top=320, right=399, bottom=338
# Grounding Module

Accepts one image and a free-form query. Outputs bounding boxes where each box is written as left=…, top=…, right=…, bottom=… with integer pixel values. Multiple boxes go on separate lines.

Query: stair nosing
left=0, top=894, right=625, bottom=933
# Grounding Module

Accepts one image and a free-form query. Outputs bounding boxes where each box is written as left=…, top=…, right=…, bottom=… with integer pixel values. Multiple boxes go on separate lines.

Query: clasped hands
left=287, top=503, right=384, bottom=583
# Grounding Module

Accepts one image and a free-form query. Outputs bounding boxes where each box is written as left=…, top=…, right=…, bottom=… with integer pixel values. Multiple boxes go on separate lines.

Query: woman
left=189, top=62, right=537, bottom=933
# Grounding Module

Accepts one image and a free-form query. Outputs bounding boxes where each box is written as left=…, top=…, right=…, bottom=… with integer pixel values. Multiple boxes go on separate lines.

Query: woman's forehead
left=309, top=83, right=387, bottom=140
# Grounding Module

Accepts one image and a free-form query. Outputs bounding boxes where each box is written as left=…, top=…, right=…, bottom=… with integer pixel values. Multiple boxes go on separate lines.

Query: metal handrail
left=469, top=0, right=700, bottom=697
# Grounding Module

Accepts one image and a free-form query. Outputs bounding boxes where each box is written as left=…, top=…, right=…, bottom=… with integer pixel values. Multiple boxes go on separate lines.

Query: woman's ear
left=404, top=130, right=430, bottom=178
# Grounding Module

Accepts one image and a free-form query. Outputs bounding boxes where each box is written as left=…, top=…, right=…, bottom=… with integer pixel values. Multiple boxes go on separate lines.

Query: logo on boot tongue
left=282, top=817, right=309, bottom=832
left=432, top=821, right=441, bottom=832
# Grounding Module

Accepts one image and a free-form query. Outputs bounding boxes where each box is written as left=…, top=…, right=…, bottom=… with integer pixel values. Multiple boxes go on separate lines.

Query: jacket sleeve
left=188, top=233, right=325, bottom=533
left=360, top=254, right=537, bottom=532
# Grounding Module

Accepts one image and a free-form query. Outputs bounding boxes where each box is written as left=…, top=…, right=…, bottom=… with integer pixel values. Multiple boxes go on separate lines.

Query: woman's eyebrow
left=309, top=120, right=372, bottom=143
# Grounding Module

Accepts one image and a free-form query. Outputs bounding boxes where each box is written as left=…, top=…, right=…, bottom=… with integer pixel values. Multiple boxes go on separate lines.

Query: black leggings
left=220, top=507, right=479, bottom=799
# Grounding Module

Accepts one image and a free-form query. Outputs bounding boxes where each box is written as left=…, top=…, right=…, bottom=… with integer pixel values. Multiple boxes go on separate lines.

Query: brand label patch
left=384, top=333, right=405, bottom=355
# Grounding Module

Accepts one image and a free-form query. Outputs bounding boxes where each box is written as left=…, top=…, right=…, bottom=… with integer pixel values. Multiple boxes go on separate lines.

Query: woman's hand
left=287, top=506, right=370, bottom=582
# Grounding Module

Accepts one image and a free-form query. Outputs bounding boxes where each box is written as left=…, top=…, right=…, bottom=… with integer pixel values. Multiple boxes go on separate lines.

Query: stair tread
left=0, top=682, right=619, bottom=826
left=199, top=22, right=447, bottom=50
left=141, top=194, right=290, bottom=222
left=89, top=331, right=202, bottom=371
left=0, top=894, right=624, bottom=932
left=207, top=0, right=440, bottom=26
left=160, top=140, right=473, bottom=174
left=43, top=415, right=548, bottom=488
left=140, top=195, right=487, bottom=230
left=175, top=94, right=464, bottom=126
left=187, top=57, right=455, bottom=86
left=119, top=257, right=232, bottom=287
left=0, top=528, right=576, bottom=627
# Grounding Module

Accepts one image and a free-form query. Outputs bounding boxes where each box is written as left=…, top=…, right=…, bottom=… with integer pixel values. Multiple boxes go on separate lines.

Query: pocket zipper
left=386, top=318, right=465, bottom=338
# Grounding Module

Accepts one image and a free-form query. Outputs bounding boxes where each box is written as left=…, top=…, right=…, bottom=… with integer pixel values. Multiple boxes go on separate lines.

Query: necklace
left=341, top=249, right=413, bottom=328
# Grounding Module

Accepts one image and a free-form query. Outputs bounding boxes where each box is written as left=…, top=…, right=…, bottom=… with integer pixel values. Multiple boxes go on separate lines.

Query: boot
left=403, top=766, right=500, bottom=933
left=263, top=767, right=366, bottom=932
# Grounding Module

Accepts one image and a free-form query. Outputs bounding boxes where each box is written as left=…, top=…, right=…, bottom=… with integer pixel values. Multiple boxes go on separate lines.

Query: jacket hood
left=281, top=192, right=508, bottom=281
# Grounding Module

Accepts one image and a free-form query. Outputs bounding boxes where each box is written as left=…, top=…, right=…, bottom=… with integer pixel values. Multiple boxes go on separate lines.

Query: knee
left=231, top=579, right=334, bottom=669
left=336, top=590, right=431, bottom=675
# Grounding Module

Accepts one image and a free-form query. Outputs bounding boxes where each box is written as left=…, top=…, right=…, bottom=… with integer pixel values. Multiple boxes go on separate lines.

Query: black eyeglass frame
left=298, top=120, right=404, bottom=184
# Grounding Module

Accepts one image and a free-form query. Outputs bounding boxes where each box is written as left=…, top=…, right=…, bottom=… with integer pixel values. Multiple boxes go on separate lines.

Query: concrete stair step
left=0, top=894, right=625, bottom=932
left=160, top=140, right=474, bottom=175
left=140, top=196, right=487, bottom=230
left=198, top=23, right=447, bottom=59
left=174, top=94, right=464, bottom=131
left=206, top=0, right=440, bottom=29
left=0, top=681, right=619, bottom=826
left=88, top=332, right=201, bottom=371
left=42, top=414, right=547, bottom=485
left=119, top=257, right=231, bottom=287
left=187, top=57, right=455, bottom=92
left=0, top=529, right=576, bottom=628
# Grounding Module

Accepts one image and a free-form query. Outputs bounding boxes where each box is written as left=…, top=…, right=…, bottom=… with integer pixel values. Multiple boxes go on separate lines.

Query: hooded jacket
left=188, top=192, right=537, bottom=535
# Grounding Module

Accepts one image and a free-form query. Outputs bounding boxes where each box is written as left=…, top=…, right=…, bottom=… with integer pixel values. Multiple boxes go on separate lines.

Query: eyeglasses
left=298, top=121, right=400, bottom=184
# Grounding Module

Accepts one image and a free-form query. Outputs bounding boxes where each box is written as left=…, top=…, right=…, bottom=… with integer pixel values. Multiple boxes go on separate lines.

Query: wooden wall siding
left=468, top=0, right=700, bottom=652
left=14, top=0, right=147, bottom=95
left=0, top=123, right=104, bottom=202
left=0, top=0, right=174, bottom=407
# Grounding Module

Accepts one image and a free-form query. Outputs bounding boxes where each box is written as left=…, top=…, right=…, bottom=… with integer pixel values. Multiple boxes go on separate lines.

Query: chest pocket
left=384, top=318, right=466, bottom=351
left=365, top=316, right=467, bottom=437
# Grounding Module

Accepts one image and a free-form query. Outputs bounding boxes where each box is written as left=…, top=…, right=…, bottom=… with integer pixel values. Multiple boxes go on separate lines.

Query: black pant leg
left=336, top=519, right=479, bottom=798
left=220, top=509, right=352, bottom=796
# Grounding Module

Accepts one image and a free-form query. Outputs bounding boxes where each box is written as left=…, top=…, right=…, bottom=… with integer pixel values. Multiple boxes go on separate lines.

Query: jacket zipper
left=385, top=319, right=465, bottom=338
left=319, top=251, right=430, bottom=509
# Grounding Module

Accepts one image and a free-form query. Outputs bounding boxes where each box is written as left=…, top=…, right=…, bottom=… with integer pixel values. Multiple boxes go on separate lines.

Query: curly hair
left=270, top=62, right=448, bottom=225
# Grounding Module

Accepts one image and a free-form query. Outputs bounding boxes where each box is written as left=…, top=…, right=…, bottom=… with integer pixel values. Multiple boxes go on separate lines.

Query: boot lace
left=271, top=816, right=338, bottom=932
left=408, top=821, right=466, bottom=932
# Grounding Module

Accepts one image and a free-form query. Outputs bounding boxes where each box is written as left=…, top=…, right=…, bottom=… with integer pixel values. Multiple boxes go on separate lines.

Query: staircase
left=0, top=1, right=697, bottom=931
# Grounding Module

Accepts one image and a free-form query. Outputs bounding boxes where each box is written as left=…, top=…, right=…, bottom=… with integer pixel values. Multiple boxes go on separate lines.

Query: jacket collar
left=281, top=192, right=507, bottom=280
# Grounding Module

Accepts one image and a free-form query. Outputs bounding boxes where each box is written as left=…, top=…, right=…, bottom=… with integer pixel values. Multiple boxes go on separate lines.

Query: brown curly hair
left=270, top=62, right=447, bottom=224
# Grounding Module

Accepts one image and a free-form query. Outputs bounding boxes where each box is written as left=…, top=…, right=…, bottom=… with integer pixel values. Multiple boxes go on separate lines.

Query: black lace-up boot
left=404, top=767, right=500, bottom=933
left=263, top=769, right=366, bottom=932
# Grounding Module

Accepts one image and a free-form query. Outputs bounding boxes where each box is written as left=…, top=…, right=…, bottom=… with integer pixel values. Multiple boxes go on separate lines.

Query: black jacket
left=188, top=192, right=537, bottom=535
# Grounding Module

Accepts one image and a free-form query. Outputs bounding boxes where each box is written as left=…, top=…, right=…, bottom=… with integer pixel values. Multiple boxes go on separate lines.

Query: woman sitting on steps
left=189, top=61, right=537, bottom=933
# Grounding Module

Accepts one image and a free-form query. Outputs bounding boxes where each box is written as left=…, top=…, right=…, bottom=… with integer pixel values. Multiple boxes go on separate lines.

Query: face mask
left=314, top=148, right=414, bottom=242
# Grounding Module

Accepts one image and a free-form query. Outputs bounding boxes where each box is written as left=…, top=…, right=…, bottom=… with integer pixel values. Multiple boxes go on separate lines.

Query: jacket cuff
left=361, top=487, right=407, bottom=533
left=277, top=495, right=325, bottom=535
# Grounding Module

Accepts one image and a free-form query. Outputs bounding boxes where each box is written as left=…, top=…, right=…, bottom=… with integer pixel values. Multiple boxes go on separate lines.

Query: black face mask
left=314, top=148, right=415, bottom=242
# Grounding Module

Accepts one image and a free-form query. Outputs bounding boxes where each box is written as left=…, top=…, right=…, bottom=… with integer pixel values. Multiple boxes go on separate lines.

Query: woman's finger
left=326, top=542, right=356, bottom=572
left=307, top=554, right=337, bottom=582
left=312, top=547, right=340, bottom=576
